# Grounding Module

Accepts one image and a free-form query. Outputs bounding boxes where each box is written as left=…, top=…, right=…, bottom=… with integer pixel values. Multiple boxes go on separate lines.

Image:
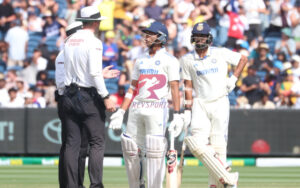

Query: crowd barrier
left=0, top=108, right=299, bottom=156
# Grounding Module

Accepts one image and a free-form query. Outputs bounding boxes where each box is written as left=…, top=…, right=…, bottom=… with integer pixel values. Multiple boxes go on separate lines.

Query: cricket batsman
left=180, top=22, right=247, bottom=188
left=108, top=21, right=184, bottom=188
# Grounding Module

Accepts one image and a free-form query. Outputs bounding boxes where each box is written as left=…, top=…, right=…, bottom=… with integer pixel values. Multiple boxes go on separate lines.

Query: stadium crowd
left=0, top=0, right=300, bottom=109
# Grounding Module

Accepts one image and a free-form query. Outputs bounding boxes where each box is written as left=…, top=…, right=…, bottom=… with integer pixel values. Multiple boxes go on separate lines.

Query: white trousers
left=191, top=96, right=230, bottom=145
left=125, top=99, right=169, bottom=152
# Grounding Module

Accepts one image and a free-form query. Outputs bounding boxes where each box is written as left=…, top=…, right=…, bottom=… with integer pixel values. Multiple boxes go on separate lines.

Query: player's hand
left=182, top=110, right=191, bottom=129
left=104, top=97, right=116, bottom=112
left=168, top=113, right=184, bottom=137
left=103, top=65, right=120, bottom=79
left=109, top=108, right=125, bottom=130
left=226, top=75, right=238, bottom=93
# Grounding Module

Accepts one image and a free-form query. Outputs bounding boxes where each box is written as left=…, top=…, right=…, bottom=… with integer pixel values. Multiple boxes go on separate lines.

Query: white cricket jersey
left=64, top=29, right=108, bottom=97
left=55, top=50, right=65, bottom=95
left=180, top=47, right=241, bottom=102
left=132, top=48, right=180, bottom=102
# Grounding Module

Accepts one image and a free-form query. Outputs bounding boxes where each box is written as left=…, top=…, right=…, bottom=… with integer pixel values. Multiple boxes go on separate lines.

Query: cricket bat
left=166, top=132, right=178, bottom=188
left=176, top=128, right=187, bottom=188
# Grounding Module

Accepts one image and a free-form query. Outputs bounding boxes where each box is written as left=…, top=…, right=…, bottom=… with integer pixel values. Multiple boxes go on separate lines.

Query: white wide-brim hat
left=76, top=6, right=107, bottom=22
left=66, top=21, right=83, bottom=36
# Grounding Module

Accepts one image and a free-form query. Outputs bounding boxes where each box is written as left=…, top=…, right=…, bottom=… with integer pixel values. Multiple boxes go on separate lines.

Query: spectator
left=144, top=0, right=162, bottom=20
left=3, top=87, right=24, bottom=108
left=164, top=14, right=177, bottom=53
left=42, top=10, right=65, bottom=43
left=19, top=58, right=38, bottom=86
left=251, top=42, right=273, bottom=78
left=275, top=27, right=296, bottom=58
left=291, top=55, right=300, bottom=79
left=27, top=9, right=43, bottom=33
left=187, top=6, right=212, bottom=28
left=291, top=74, right=300, bottom=108
left=276, top=69, right=295, bottom=106
left=243, top=0, right=266, bottom=42
left=32, top=49, right=48, bottom=71
left=110, top=85, right=125, bottom=107
left=240, top=65, right=264, bottom=105
left=103, top=31, right=118, bottom=69
left=225, top=4, right=248, bottom=49
left=267, top=0, right=288, bottom=35
left=173, top=0, right=194, bottom=23
left=0, top=0, right=16, bottom=40
left=116, top=23, right=132, bottom=66
left=289, top=0, right=300, bottom=50
left=0, top=46, right=7, bottom=73
left=5, top=69, right=18, bottom=89
left=177, top=19, right=193, bottom=51
left=32, top=87, right=46, bottom=108
left=4, top=19, right=28, bottom=68
left=253, top=91, right=276, bottom=109
left=98, top=0, right=115, bottom=31
left=0, top=77, right=9, bottom=106
left=16, top=79, right=28, bottom=99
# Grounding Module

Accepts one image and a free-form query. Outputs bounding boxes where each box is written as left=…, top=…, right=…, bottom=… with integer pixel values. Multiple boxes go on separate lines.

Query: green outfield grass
left=0, top=165, right=300, bottom=188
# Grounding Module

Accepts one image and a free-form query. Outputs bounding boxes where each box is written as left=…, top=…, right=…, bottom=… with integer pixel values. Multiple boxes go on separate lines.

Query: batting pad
left=185, top=136, right=238, bottom=186
left=146, top=135, right=167, bottom=188
left=121, top=134, right=141, bottom=188
left=210, top=138, right=228, bottom=188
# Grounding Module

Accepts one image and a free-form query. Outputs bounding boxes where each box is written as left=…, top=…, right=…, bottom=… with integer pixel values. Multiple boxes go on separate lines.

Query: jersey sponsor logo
left=139, top=69, right=159, bottom=75
left=196, top=67, right=218, bottom=76
left=137, top=74, right=166, bottom=100
left=68, top=38, right=84, bottom=46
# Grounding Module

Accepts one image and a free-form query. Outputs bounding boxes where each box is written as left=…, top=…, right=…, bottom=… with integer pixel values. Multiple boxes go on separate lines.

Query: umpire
left=62, top=6, right=115, bottom=188
left=56, top=21, right=89, bottom=188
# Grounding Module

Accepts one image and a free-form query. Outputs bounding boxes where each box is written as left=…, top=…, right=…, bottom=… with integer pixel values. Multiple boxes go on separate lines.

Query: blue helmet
left=142, top=21, right=169, bottom=45
left=191, top=22, right=213, bottom=49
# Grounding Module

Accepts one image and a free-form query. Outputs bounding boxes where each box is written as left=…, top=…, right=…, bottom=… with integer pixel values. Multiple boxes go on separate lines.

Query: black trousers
left=57, top=93, right=89, bottom=188
left=62, top=88, right=106, bottom=188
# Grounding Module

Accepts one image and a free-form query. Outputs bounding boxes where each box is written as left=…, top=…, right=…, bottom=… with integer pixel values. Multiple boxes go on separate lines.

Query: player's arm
left=227, top=53, right=248, bottom=93
left=183, top=80, right=193, bottom=110
left=120, top=80, right=138, bottom=111
left=170, top=80, right=180, bottom=112
left=232, top=55, right=248, bottom=78
left=109, top=59, right=140, bottom=130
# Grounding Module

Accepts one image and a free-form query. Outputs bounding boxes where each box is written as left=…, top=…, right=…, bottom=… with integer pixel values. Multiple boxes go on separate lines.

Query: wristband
left=125, top=92, right=133, bottom=99
left=184, top=100, right=192, bottom=105
left=184, top=87, right=193, bottom=91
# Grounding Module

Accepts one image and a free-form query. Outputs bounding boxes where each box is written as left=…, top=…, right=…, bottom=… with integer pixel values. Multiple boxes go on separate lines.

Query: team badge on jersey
left=137, top=74, right=166, bottom=100
left=155, top=60, right=161, bottom=65
left=211, top=58, right=217, bottom=64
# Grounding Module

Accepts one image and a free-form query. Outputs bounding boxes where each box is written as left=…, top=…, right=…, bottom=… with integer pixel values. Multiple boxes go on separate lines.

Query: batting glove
left=109, top=108, right=125, bottom=130
left=226, top=75, right=238, bottom=93
left=182, top=110, right=191, bottom=129
left=168, top=113, right=184, bottom=137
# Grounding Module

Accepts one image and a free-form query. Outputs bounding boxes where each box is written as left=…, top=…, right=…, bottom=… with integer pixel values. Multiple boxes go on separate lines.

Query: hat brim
left=76, top=16, right=107, bottom=22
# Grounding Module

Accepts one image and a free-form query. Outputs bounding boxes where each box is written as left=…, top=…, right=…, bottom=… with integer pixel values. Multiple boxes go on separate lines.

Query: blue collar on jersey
left=145, top=47, right=166, bottom=58
left=193, top=47, right=212, bottom=60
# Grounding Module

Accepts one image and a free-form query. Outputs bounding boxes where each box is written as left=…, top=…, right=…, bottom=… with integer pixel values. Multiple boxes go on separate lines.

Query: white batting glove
left=182, top=110, right=191, bottom=129
left=226, top=75, right=238, bottom=93
left=168, top=113, right=184, bottom=137
left=109, top=109, right=125, bottom=130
